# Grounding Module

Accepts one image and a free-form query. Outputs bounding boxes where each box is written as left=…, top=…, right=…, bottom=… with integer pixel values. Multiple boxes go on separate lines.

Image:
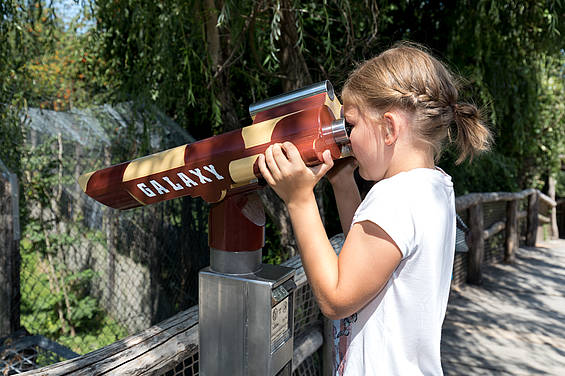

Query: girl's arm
left=326, top=158, right=361, bottom=236
left=258, top=142, right=401, bottom=320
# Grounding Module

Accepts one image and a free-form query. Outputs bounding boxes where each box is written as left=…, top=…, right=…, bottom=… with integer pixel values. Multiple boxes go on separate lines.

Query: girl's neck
left=384, top=145, right=434, bottom=179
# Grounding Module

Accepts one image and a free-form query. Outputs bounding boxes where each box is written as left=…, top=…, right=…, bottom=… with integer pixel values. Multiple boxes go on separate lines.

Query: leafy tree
left=374, top=0, right=564, bottom=193
left=1, top=1, right=132, bottom=353
left=91, top=0, right=381, bottom=258
left=89, top=0, right=564, bottom=256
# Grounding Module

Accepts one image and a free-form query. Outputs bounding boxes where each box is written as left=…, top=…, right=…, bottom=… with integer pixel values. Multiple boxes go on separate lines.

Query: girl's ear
left=382, top=112, right=400, bottom=146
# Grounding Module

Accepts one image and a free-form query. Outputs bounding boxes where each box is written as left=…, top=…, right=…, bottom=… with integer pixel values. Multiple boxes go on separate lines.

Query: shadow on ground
left=441, top=239, right=565, bottom=375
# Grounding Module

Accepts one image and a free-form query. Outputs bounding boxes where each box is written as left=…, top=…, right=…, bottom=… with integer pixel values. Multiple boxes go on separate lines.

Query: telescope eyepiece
left=322, top=118, right=350, bottom=147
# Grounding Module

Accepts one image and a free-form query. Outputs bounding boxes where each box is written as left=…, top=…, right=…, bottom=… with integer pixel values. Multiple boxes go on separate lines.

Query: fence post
left=548, top=176, right=559, bottom=239
left=526, top=191, right=539, bottom=247
left=504, top=199, right=518, bottom=264
left=0, top=167, right=21, bottom=337
left=467, top=203, right=484, bottom=285
left=322, top=317, right=335, bottom=375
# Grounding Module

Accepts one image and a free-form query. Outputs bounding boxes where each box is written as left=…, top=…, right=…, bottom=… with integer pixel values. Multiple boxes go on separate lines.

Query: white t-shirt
left=333, top=168, right=455, bottom=375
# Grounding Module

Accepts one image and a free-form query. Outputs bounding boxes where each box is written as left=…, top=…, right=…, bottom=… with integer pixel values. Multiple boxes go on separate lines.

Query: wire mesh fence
left=0, top=331, right=79, bottom=374
left=483, top=200, right=507, bottom=265
left=3, top=104, right=211, bottom=362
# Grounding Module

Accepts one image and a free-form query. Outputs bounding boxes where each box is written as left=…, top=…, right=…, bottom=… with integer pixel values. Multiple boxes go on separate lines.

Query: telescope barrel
left=79, top=81, right=350, bottom=210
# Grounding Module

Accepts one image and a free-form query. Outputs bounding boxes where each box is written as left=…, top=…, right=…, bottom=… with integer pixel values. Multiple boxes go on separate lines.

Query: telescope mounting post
left=199, top=191, right=297, bottom=375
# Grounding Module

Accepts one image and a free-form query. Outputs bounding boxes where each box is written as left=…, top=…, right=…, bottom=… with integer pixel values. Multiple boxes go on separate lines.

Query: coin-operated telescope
left=79, top=81, right=350, bottom=376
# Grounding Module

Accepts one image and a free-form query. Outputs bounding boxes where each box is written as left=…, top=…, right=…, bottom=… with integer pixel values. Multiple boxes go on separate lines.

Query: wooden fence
left=454, top=188, right=557, bottom=285
left=14, top=188, right=559, bottom=375
left=0, top=160, right=20, bottom=338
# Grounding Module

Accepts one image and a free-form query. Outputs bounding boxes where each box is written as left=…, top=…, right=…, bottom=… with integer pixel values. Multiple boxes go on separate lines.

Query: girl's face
left=344, top=105, right=392, bottom=182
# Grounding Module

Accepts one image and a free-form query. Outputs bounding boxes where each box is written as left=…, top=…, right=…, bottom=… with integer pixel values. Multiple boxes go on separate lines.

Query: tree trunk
left=278, top=0, right=312, bottom=91
left=258, top=0, right=324, bottom=260
left=203, top=0, right=240, bottom=132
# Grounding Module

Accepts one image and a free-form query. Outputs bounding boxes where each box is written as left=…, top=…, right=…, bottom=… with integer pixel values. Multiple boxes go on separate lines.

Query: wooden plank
left=455, top=189, right=535, bottom=211
left=144, top=345, right=198, bottom=376
left=483, top=221, right=505, bottom=240
left=467, top=204, right=484, bottom=285
left=505, top=200, right=518, bottom=264
left=547, top=176, right=559, bottom=239
left=21, top=306, right=198, bottom=375
left=0, top=175, right=13, bottom=337
left=70, top=308, right=199, bottom=376
left=322, top=317, right=335, bottom=376
left=538, top=214, right=551, bottom=224
left=104, top=324, right=198, bottom=375
left=538, top=191, right=556, bottom=208
left=0, top=168, right=20, bottom=337
left=526, top=192, right=539, bottom=247
left=292, top=327, right=323, bottom=373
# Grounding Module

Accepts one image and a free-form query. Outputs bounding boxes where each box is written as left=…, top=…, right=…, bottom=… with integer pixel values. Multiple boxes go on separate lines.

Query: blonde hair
left=342, top=42, right=492, bottom=164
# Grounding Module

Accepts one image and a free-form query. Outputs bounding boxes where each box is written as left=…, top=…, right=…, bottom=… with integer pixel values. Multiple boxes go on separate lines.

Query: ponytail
left=452, top=102, right=492, bottom=165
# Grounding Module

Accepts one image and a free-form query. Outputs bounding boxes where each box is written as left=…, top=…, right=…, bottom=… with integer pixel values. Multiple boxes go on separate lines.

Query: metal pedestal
left=199, top=249, right=296, bottom=376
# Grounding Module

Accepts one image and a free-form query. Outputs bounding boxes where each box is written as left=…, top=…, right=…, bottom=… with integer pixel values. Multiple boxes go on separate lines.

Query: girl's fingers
left=281, top=142, right=302, bottom=164
left=257, top=154, right=276, bottom=186
left=271, top=143, right=292, bottom=172
left=264, top=145, right=282, bottom=180
left=311, top=149, right=334, bottom=178
left=322, top=149, right=334, bottom=166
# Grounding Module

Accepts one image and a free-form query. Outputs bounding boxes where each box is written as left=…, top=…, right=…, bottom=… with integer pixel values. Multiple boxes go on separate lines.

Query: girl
left=257, top=43, right=492, bottom=375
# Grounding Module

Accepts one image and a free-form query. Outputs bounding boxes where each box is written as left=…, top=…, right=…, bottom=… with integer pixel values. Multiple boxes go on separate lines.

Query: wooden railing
left=455, top=189, right=557, bottom=284
left=19, top=189, right=558, bottom=376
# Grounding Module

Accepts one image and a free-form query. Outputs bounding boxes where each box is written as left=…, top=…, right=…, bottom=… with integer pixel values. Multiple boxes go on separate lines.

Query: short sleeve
left=352, top=180, right=416, bottom=259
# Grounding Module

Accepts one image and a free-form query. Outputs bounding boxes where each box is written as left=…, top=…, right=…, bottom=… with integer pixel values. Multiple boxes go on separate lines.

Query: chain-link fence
left=2, top=104, right=211, bottom=364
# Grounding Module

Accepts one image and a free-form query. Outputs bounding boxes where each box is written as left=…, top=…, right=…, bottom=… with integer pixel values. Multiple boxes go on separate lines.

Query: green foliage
left=360, top=1, right=565, bottom=193
left=20, top=249, right=128, bottom=354
left=557, top=169, right=565, bottom=197
left=0, top=0, right=30, bottom=174
left=92, top=0, right=380, bottom=137
left=263, top=215, right=283, bottom=264
left=443, top=0, right=563, bottom=191
left=19, top=136, right=128, bottom=354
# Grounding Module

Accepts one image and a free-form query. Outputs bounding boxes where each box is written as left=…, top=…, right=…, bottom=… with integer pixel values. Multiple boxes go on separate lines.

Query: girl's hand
left=326, top=157, right=358, bottom=186
left=258, top=142, right=334, bottom=204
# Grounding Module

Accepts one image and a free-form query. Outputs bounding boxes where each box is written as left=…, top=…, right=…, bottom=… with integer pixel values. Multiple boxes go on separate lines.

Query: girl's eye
left=345, top=121, right=354, bottom=137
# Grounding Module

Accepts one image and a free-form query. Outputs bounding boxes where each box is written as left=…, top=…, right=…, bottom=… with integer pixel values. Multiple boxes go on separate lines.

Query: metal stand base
left=210, top=248, right=262, bottom=274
